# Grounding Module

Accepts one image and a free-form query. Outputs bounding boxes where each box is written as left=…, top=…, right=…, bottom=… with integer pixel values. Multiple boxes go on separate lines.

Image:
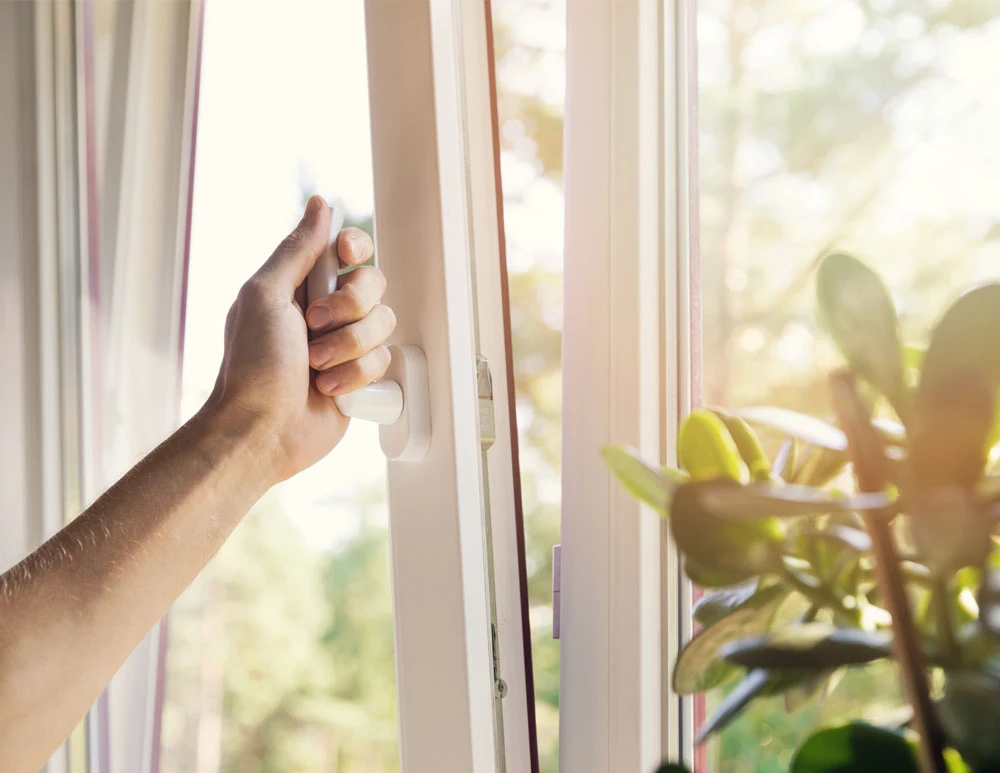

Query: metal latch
left=552, top=544, right=561, bottom=639
left=477, top=355, right=496, bottom=450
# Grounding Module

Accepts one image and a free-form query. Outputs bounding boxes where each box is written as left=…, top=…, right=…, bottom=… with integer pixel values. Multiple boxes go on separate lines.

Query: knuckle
left=239, top=277, right=272, bottom=307
left=286, top=226, right=307, bottom=245
left=376, top=304, right=397, bottom=334
left=339, top=283, right=367, bottom=318
left=341, top=325, right=364, bottom=358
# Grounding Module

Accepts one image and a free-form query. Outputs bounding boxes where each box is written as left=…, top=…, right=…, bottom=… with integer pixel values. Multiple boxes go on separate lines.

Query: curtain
left=77, top=2, right=204, bottom=771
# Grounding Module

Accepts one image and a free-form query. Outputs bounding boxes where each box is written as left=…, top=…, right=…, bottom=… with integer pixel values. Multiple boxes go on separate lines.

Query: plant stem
left=777, top=562, right=860, bottom=628
left=932, top=577, right=960, bottom=665
left=831, top=371, right=947, bottom=773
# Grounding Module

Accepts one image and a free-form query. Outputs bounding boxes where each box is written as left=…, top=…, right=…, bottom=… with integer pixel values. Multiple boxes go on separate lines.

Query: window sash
left=365, top=0, right=535, bottom=769
left=560, top=0, right=700, bottom=769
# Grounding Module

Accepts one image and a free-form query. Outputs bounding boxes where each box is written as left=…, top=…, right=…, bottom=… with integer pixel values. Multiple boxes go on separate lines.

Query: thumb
left=258, top=195, right=333, bottom=292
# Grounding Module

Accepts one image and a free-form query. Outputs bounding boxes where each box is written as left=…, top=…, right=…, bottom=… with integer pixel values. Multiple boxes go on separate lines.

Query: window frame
left=560, top=0, right=700, bottom=770
left=364, top=0, right=535, bottom=770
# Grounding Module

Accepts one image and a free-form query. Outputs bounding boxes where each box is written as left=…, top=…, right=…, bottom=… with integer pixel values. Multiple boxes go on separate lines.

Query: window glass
left=697, top=1, right=1000, bottom=770
left=492, top=1, right=565, bottom=771
left=159, top=2, right=397, bottom=770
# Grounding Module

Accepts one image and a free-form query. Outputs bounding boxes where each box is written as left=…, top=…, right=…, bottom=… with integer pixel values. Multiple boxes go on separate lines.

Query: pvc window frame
left=364, top=1, right=536, bottom=771
left=559, top=1, right=701, bottom=771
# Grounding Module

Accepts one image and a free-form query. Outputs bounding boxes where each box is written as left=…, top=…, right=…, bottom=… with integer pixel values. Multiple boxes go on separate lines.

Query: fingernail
left=306, top=305, right=333, bottom=330
left=304, top=195, right=326, bottom=220
left=316, top=371, right=339, bottom=395
left=308, top=342, right=330, bottom=369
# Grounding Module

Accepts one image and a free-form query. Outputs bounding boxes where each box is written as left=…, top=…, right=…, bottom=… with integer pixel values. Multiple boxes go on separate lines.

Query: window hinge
left=491, top=622, right=507, bottom=698
left=476, top=355, right=496, bottom=451
left=552, top=544, right=561, bottom=640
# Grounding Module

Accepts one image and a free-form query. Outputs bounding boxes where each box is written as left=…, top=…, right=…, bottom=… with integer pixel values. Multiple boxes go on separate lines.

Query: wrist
left=188, top=398, right=284, bottom=498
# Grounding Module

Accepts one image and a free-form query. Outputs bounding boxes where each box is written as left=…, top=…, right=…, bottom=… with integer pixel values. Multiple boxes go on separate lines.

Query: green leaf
left=803, top=525, right=873, bottom=554
left=741, top=406, right=847, bottom=452
left=678, top=411, right=746, bottom=481
left=696, top=669, right=803, bottom=744
left=909, top=488, right=992, bottom=572
left=719, top=623, right=892, bottom=671
left=902, top=344, right=926, bottom=372
left=697, top=482, right=893, bottom=520
left=790, top=722, right=918, bottom=773
left=915, top=284, right=1000, bottom=486
left=940, top=666, right=1000, bottom=771
left=816, top=253, right=908, bottom=418
left=783, top=668, right=845, bottom=714
left=944, top=749, right=972, bottom=773
left=602, top=445, right=686, bottom=514
left=692, top=579, right=759, bottom=627
left=673, top=584, right=787, bottom=694
left=684, top=556, right=750, bottom=589
left=773, top=437, right=799, bottom=481
left=712, top=410, right=771, bottom=481
left=979, top=571, right=1000, bottom=636
left=791, top=446, right=851, bottom=488
left=670, top=481, right=783, bottom=585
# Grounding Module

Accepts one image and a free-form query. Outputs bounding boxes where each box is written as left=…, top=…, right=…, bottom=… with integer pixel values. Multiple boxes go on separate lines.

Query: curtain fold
left=77, top=2, right=204, bottom=771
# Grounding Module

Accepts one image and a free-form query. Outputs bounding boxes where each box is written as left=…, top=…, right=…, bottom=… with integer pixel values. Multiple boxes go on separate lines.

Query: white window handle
left=306, top=205, right=430, bottom=462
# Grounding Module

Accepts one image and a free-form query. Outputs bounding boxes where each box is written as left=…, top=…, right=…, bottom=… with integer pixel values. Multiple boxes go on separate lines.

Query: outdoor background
left=157, top=1, right=1000, bottom=772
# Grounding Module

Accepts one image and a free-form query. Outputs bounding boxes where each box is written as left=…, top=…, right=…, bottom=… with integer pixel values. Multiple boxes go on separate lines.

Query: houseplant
left=605, top=253, right=1000, bottom=773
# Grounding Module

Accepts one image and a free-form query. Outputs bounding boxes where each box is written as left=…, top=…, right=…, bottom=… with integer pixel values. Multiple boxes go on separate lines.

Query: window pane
left=159, top=3, right=396, bottom=771
left=697, top=1, right=1000, bottom=770
left=492, top=1, right=565, bottom=771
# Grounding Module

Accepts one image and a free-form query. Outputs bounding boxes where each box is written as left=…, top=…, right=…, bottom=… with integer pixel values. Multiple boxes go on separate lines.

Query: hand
left=207, top=195, right=396, bottom=482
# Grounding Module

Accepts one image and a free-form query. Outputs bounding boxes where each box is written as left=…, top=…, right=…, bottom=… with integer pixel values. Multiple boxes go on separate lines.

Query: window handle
left=306, top=205, right=430, bottom=461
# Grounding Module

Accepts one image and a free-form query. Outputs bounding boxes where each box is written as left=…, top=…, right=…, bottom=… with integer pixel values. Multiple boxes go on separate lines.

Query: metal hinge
left=476, top=355, right=496, bottom=450
left=491, top=622, right=508, bottom=698
left=552, top=544, right=561, bottom=639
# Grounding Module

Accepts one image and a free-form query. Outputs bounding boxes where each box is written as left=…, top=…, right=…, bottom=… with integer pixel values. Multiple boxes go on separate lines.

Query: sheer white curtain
left=78, top=3, right=203, bottom=771
left=0, top=2, right=203, bottom=771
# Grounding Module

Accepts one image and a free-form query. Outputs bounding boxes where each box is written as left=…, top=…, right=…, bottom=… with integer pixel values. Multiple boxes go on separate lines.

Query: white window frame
left=365, top=1, right=535, bottom=771
left=560, top=1, right=700, bottom=771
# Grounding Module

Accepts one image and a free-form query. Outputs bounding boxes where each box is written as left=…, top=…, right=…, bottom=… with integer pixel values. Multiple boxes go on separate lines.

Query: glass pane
left=697, top=0, right=1000, bottom=770
left=491, top=1, right=565, bottom=771
left=159, top=2, right=397, bottom=771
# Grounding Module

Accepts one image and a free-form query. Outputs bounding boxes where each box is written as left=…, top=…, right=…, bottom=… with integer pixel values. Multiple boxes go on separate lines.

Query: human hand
left=207, top=195, right=395, bottom=482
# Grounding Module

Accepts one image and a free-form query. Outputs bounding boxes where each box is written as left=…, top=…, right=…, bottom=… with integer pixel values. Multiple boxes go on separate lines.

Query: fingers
left=337, top=227, right=374, bottom=267
left=308, top=304, right=396, bottom=371
left=305, top=265, right=387, bottom=333
left=256, top=195, right=332, bottom=294
left=315, top=345, right=392, bottom=397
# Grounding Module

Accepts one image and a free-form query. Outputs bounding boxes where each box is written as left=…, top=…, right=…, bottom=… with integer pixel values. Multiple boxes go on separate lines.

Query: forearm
left=0, top=403, right=277, bottom=773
